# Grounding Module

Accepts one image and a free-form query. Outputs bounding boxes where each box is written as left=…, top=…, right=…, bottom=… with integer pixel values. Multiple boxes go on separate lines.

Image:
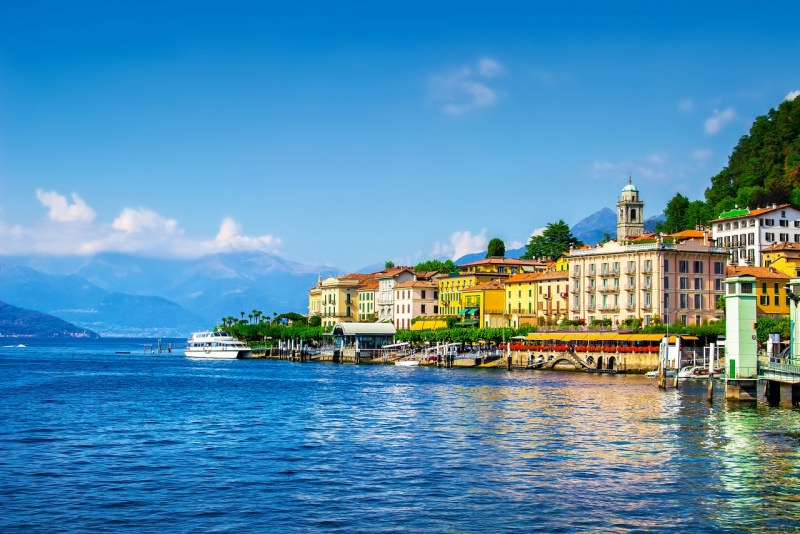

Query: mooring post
left=707, top=342, right=714, bottom=402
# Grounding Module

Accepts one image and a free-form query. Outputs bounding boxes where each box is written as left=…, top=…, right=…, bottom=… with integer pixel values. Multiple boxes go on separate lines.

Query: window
left=664, top=277, right=670, bottom=289
left=694, top=294, right=702, bottom=309
left=765, top=219, right=775, bottom=226
left=421, top=290, right=426, bottom=299
left=714, top=262, right=724, bottom=275
left=765, top=232, right=775, bottom=241
left=680, top=294, right=688, bottom=308
left=775, top=295, right=780, bottom=306
left=780, top=219, right=789, bottom=227
left=680, top=277, right=689, bottom=289
left=775, top=283, right=780, bottom=294
left=680, top=315, right=687, bottom=325
left=679, top=260, right=689, bottom=273
left=762, top=282, right=767, bottom=293
left=695, top=278, right=702, bottom=290
left=421, top=304, right=426, bottom=313
left=693, top=261, right=703, bottom=273
left=741, top=282, right=753, bottom=294
left=760, top=295, right=769, bottom=306
left=715, top=278, right=723, bottom=291
left=664, top=259, right=670, bottom=272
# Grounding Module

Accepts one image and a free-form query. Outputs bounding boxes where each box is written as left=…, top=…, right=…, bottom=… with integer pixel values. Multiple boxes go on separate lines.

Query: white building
left=376, top=266, right=418, bottom=323
left=710, top=204, right=800, bottom=267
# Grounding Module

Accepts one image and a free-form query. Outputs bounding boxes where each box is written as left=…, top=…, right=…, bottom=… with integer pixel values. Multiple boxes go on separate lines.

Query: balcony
left=598, top=286, right=619, bottom=293
left=586, top=285, right=596, bottom=292
left=570, top=270, right=581, bottom=278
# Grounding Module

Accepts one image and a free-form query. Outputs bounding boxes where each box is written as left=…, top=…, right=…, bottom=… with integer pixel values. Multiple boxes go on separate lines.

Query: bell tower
left=616, top=177, right=644, bottom=240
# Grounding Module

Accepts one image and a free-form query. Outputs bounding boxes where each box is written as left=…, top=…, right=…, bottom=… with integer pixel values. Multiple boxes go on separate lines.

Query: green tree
left=486, top=238, right=505, bottom=258
left=521, top=220, right=583, bottom=260
left=385, top=261, right=395, bottom=269
left=414, top=259, right=458, bottom=273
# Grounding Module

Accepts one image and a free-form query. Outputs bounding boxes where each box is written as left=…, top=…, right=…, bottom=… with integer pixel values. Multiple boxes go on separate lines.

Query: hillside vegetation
left=659, top=95, right=800, bottom=232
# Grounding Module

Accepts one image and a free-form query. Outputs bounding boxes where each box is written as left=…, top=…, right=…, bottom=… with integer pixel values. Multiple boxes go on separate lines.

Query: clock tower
left=616, top=177, right=644, bottom=240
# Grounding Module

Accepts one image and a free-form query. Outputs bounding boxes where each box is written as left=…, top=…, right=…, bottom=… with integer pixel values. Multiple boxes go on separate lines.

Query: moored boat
left=185, top=331, right=252, bottom=359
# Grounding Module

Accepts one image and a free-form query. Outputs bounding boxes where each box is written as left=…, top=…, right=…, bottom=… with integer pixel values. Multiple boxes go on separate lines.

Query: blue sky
left=1, top=1, right=799, bottom=272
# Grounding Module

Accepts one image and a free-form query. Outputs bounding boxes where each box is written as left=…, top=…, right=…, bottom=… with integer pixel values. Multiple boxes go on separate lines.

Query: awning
left=460, top=307, right=478, bottom=315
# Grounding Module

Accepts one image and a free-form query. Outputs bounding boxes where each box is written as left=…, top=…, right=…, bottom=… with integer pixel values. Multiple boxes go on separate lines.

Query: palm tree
left=240, top=311, right=245, bottom=322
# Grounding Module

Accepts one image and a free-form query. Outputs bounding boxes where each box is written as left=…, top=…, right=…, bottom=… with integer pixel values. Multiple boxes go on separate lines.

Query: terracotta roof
left=725, top=265, right=790, bottom=279
left=375, top=266, right=414, bottom=278
left=533, top=270, right=569, bottom=281
left=360, top=280, right=379, bottom=290
left=395, top=280, right=436, bottom=289
left=762, top=242, right=800, bottom=252
left=465, top=278, right=506, bottom=291
left=672, top=229, right=706, bottom=238
left=505, top=272, right=541, bottom=283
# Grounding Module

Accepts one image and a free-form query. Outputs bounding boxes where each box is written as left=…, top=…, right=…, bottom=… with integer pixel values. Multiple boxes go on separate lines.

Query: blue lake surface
left=1, top=338, right=799, bottom=532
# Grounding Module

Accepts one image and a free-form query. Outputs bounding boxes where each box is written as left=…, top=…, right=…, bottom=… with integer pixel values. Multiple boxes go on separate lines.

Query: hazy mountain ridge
left=0, top=252, right=335, bottom=337
left=0, top=300, right=100, bottom=338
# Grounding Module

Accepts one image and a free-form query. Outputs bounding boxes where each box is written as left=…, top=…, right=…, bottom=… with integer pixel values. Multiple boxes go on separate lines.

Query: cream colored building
left=568, top=180, right=728, bottom=327
left=394, top=279, right=439, bottom=330
left=319, top=273, right=375, bottom=329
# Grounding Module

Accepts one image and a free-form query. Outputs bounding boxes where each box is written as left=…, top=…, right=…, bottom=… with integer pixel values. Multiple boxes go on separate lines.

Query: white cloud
left=112, top=207, right=179, bottom=234
left=0, top=189, right=283, bottom=259
left=588, top=157, right=669, bottom=183
left=704, top=107, right=736, bottom=135
left=209, top=217, right=282, bottom=253
left=786, top=90, right=800, bottom=101
left=36, top=189, right=96, bottom=223
left=431, top=229, right=488, bottom=260
left=678, top=98, right=695, bottom=113
left=478, top=57, right=503, bottom=78
left=431, top=57, right=504, bottom=115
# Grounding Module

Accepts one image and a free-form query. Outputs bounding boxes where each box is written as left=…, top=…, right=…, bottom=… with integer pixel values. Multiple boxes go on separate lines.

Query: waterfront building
left=308, top=275, right=323, bottom=318
left=726, top=265, right=790, bottom=316
left=568, top=180, right=727, bottom=327
left=438, top=257, right=545, bottom=317
left=761, top=241, right=800, bottom=276
left=533, top=270, right=570, bottom=325
left=319, top=273, right=376, bottom=328
left=710, top=203, right=800, bottom=267
left=504, top=272, right=540, bottom=328
left=376, top=266, right=416, bottom=323
left=461, top=278, right=506, bottom=327
left=394, top=278, right=439, bottom=330
left=357, top=279, right=378, bottom=321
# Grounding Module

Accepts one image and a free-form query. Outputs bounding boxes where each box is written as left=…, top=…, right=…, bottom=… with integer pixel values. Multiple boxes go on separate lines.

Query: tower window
left=630, top=208, right=636, bottom=220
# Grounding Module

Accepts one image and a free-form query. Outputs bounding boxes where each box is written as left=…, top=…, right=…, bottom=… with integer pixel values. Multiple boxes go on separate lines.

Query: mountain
left=0, top=300, right=99, bottom=338
left=0, top=251, right=335, bottom=336
left=453, top=208, right=666, bottom=264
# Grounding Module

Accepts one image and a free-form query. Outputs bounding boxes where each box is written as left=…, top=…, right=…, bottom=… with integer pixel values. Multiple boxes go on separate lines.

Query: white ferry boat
left=185, top=331, right=252, bottom=359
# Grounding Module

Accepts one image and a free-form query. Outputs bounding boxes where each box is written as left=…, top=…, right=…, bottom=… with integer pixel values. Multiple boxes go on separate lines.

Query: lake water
left=1, top=338, right=799, bottom=532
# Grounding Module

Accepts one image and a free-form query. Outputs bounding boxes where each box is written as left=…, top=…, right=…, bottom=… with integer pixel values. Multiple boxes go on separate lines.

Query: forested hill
left=659, top=95, right=800, bottom=232
left=0, top=301, right=100, bottom=338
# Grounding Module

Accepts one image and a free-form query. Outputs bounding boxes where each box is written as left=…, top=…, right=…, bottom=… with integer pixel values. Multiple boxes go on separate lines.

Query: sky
left=1, top=1, right=799, bottom=272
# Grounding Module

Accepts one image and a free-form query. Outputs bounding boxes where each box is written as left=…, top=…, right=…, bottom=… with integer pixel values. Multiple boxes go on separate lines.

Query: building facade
left=711, top=204, right=800, bottom=267
left=376, top=266, right=416, bottom=323
left=394, top=279, right=438, bottom=330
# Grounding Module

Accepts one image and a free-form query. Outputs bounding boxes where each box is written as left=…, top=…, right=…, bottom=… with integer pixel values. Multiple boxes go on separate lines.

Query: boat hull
left=185, top=349, right=251, bottom=359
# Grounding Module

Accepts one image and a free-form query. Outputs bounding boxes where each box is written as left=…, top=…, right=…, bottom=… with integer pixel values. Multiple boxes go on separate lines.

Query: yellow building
left=307, top=275, right=323, bottom=318
left=438, top=257, right=545, bottom=317
left=504, top=272, right=539, bottom=328
left=461, top=278, right=506, bottom=327
left=534, top=270, right=570, bottom=325
left=762, top=242, right=800, bottom=277
left=726, top=265, right=790, bottom=316
left=319, top=273, right=375, bottom=328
